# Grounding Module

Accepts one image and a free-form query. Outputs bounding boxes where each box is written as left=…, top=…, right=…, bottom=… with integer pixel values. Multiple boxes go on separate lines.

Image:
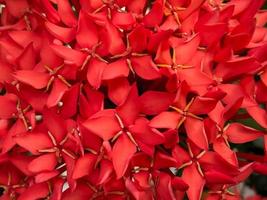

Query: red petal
left=0, top=94, right=17, bottom=119
left=189, top=97, right=218, bottom=115
left=10, top=154, right=33, bottom=176
left=154, top=40, right=172, bottom=64
left=83, top=115, right=120, bottom=140
left=50, top=44, right=86, bottom=66
left=45, top=21, right=76, bottom=43
left=50, top=178, right=65, bottom=200
left=213, top=138, right=238, bottom=167
left=62, top=182, right=93, bottom=200
left=57, top=0, right=77, bottom=27
left=225, top=123, right=263, bottom=143
left=207, top=102, right=224, bottom=125
left=35, top=170, right=59, bottom=183
left=41, top=0, right=61, bottom=23
left=46, top=78, right=69, bottom=107
left=14, top=70, right=50, bottom=89
left=173, top=81, right=191, bottom=109
left=205, top=170, right=236, bottom=184
left=1, top=120, right=25, bottom=153
left=172, top=177, right=189, bottom=191
left=215, top=57, right=261, bottom=81
left=131, top=56, right=161, bottom=80
left=62, top=153, right=76, bottom=189
left=199, top=151, right=239, bottom=176
left=43, top=109, right=66, bottom=142
left=0, top=34, right=23, bottom=58
left=97, top=160, right=113, bottom=184
left=153, top=151, right=177, bottom=169
left=163, top=129, right=179, bottom=149
left=79, top=85, right=104, bottom=118
left=107, top=77, right=131, bottom=105
left=112, top=12, right=136, bottom=30
left=139, top=91, right=174, bottom=115
left=179, top=0, right=205, bottom=20
left=28, top=153, right=58, bottom=173
left=79, top=125, right=102, bottom=151
left=0, top=61, right=13, bottom=83
left=116, top=83, right=140, bottom=126
left=185, top=118, right=208, bottom=150
left=150, top=111, right=181, bottom=129
left=72, top=154, right=96, bottom=179
left=102, top=59, right=129, bottom=80
left=253, top=162, right=267, bottom=175
left=76, top=11, right=98, bottom=48
left=5, top=0, right=29, bottom=18
left=172, top=145, right=191, bottom=167
left=112, top=134, right=136, bottom=178
left=173, top=34, right=200, bottom=65
left=60, top=83, right=80, bottom=118
left=182, top=164, right=205, bottom=200
left=18, top=183, right=49, bottom=200
left=104, top=21, right=126, bottom=55
left=17, top=42, right=36, bottom=70
left=197, top=23, right=228, bottom=47
left=235, top=163, right=254, bottom=182
left=148, top=30, right=173, bottom=53
left=125, top=177, right=146, bottom=200
left=156, top=172, right=176, bottom=200
left=129, top=25, right=150, bottom=53
left=143, top=1, right=163, bottom=28
left=228, top=0, right=251, bottom=16
left=15, top=132, right=53, bottom=154
left=87, top=59, right=107, bottom=89
left=222, top=97, right=243, bottom=122
left=127, top=0, right=146, bottom=14
left=130, top=117, right=165, bottom=146
left=40, top=45, right=63, bottom=68
left=247, top=105, right=267, bottom=128
left=225, top=20, right=255, bottom=51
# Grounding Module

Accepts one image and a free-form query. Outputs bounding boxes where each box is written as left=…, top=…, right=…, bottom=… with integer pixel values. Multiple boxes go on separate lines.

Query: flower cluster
left=0, top=0, right=267, bottom=199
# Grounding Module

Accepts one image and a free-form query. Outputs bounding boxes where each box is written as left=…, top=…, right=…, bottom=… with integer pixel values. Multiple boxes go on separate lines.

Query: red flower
left=0, top=0, right=266, bottom=199
left=84, top=83, right=165, bottom=178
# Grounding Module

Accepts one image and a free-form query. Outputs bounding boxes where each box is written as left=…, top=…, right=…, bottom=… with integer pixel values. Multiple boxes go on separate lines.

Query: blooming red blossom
left=0, top=0, right=267, bottom=199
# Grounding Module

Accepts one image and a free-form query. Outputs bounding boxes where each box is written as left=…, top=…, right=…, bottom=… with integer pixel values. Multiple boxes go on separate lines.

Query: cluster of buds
left=0, top=0, right=267, bottom=199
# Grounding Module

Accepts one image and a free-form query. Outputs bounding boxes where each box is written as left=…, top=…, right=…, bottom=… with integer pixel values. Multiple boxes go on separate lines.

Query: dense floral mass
left=0, top=0, right=267, bottom=199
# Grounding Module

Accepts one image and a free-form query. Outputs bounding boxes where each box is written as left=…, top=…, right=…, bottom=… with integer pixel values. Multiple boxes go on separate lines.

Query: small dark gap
left=0, top=187, right=4, bottom=196
left=254, top=74, right=261, bottom=82
left=35, top=112, right=43, bottom=124
left=259, top=103, right=266, bottom=109
left=186, top=92, right=197, bottom=104
left=230, top=140, right=264, bottom=156
left=144, top=0, right=156, bottom=16
left=156, top=128, right=169, bottom=133
left=136, top=78, right=162, bottom=95
left=178, top=136, right=188, bottom=149
left=247, top=173, right=267, bottom=196
left=0, top=87, right=6, bottom=96
left=211, top=62, right=218, bottom=70
left=104, top=96, right=117, bottom=109
left=238, top=49, right=248, bottom=57
left=51, top=2, right=58, bottom=10
left=145, top=115, right=154, bottom=120
left=198, top=114, right=208, bottom=119
left=170, top=48, right=174, bottom=59
left=262, top=1, right=267, bottom=10
left=175, top=168, right=184, bottom=177
left=69, top=0, right=79, bottom=17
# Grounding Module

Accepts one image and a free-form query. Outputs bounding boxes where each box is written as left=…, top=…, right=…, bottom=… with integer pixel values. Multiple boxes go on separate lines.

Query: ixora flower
left=0, top=0, right=266, bottom=199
